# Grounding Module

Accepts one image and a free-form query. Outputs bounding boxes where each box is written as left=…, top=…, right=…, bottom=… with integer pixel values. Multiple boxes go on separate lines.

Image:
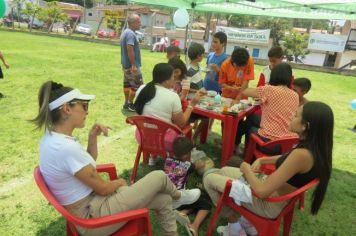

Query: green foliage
left=283, top=30, right=310, bottom=62
left=21, top=2, right=42, bottom=32
left=37, top=1, right=68, bottom=32
left=106, top=16, right=122, bottom=33
left=293, top=19, right=329, bottom=31
left=228, top=15, right=257, bottom=28
left=256, top=17, right=293, bottom=46
left=43, top=0, right=94, bottom=8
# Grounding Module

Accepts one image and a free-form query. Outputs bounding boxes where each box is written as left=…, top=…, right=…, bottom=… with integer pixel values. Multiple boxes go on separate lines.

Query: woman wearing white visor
left=32, top=81, right=201, bottom=236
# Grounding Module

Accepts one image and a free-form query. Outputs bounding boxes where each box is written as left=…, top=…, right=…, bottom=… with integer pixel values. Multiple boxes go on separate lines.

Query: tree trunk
left=204, top=12, right=212, bottom=42
left=294, top=54, right=298, bottom=63
left=29, top=14, right=35, bottom=32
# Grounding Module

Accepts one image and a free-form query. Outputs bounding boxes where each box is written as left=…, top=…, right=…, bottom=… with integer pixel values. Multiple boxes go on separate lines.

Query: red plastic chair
left=206, top=178, right=319, bottom=236
left=126, top=115, right=192, bottom=183
left=34, top=164, right=153, bottom=236
left=244, top=133, right=299, bottom=173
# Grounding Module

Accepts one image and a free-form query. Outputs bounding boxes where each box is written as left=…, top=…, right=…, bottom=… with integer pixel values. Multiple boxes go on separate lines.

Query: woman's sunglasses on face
left=69, top=101, right=89, bottom=111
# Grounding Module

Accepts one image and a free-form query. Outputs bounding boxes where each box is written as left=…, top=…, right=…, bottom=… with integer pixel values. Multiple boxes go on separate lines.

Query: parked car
left=75, top=23, right=92, bottom=35
left=28, top=18, right=44, bottom=29
left=97, top=28, right=117, bottom=38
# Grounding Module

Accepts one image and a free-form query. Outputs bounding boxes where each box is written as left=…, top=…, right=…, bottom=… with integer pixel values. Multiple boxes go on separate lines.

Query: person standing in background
left=120, top=14, right=143, bottom=112
left=0, top=50, right=10, bottom=98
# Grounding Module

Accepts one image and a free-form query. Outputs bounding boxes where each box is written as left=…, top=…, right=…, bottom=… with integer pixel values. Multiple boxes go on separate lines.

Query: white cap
left=49, top=89, right=95, bottom=111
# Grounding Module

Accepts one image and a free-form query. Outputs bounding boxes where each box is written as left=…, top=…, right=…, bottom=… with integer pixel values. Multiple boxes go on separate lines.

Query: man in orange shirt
left=219, top=48, right=254, bottom=101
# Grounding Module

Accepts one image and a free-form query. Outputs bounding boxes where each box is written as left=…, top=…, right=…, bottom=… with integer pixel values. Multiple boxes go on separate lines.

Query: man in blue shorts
left=120, top=14, right=143, bottom=112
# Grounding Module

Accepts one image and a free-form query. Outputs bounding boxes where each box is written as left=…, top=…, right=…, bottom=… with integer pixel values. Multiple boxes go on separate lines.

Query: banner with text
left=216, top=26, right=270, bottom=44
left=308, top=33, right=347, bottom=52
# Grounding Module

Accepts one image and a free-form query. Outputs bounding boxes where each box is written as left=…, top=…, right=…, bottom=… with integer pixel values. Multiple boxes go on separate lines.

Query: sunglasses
left=68, top=101, right=90, bottom=111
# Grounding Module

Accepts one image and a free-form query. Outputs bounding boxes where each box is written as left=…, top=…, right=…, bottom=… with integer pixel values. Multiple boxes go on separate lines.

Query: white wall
left=302, top=52, right=327, bottom=66
left=336, top=50, right=356, bottom=68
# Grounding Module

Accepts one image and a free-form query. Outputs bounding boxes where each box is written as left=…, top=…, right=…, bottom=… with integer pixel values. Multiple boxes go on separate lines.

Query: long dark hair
left=134, top=63, right=174, bottom=114
left=269, top=63, right=292, bottom=87
left=302, top=101, right=334, bottom=214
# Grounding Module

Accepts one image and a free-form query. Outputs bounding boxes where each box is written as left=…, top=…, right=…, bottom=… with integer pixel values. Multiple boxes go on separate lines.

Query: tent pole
left=185, top=1, right=196, bottom=64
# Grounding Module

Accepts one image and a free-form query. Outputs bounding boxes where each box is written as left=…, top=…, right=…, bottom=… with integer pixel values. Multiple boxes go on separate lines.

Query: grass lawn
left=0, top=30, right=355, bottom=236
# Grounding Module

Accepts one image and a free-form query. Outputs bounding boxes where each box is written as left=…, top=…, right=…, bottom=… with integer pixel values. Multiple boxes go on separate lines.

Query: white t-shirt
left=262, top=65, right=271, bottom=84
left=39, top=131, right=96, bottom=206
left=136, top=84, right=182, bottom=123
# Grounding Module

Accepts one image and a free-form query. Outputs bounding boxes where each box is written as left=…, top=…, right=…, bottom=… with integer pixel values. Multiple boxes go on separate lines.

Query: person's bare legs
left=123, top=87, right=130, bottom=104
left=188, top=209, right=210, bottom=236
left=193, top=119, right=209, bottom=145
left=128, top=88, right=136, bottom=104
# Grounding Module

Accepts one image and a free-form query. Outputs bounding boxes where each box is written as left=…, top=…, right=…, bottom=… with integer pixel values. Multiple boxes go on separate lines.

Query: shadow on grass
left=36, top=217, right=66, bottom=236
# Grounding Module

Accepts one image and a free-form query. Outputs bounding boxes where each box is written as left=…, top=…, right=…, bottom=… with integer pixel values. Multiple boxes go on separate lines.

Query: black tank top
left=276, top=142, right=317, bottom=188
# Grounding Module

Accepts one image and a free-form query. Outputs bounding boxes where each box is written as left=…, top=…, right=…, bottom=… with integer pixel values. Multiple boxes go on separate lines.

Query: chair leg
left=130, top=147, right=142, bottom=184
left=299, top=193, right=305, bottom=211
left=205, top=200, right=224, bottom=236
left=283, top=210, right=295, bottom=236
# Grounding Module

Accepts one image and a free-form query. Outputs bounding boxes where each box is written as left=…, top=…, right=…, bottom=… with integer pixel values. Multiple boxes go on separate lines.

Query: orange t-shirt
left=219, top=57, right=254, bottom=99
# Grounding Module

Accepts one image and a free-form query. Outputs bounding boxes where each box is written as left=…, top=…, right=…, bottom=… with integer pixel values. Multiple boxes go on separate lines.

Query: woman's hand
left=89, top=123, right=111, bottom=138
left=190, top=90, right=203, bottom=106
left=116, top=178, right=128, bottom=187
left=239, top=162, right=252, bottom=174
left=251, top=159, right=262, bottom=172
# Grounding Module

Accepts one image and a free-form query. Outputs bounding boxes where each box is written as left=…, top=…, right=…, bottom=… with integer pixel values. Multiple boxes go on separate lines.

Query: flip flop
left=174, top=210, right=190, bottom=226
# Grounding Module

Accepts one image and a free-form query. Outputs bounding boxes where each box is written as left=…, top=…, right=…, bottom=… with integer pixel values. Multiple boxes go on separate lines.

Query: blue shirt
left=203, top=52, right=228, bottom=92
left=120, top=28, right=141, bottom=69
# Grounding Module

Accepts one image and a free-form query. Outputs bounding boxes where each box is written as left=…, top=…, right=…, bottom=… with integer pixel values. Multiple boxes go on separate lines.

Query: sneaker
left=127, top=103, right=136, bottom=112
left=239, top=216, right=257, bottom=236
left=123, top=103, right=136, bottom=112
left=122, top=103, right=129, bottom=110
left=148, top=156, right=156, bottom=166
left=172, top=189, right=201, bottom=209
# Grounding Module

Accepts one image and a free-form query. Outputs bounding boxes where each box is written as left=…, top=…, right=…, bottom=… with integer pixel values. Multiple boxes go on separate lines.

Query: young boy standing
left=203, top=32, right=228, bottom=93
left=257, top=46, right=283, bottom=87
left=187, top=42, right=205, bottom=99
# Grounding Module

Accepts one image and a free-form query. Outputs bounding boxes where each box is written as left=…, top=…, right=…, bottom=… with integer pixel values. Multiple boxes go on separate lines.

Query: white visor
left=49, top=89, right=95, bottom=111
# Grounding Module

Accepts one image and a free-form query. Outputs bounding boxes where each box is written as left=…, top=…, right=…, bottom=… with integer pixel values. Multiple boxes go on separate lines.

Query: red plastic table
left=192, top=105, right=258, bottom=166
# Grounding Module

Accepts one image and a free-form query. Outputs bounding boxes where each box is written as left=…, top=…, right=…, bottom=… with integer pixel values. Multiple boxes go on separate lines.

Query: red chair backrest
left=34, top=166, right=153, bottom=235
left=34, top=167, right=87, bottom=227
left=245, top=133, right=299, bottom=163
left=126, top=115, right=184, bottom=157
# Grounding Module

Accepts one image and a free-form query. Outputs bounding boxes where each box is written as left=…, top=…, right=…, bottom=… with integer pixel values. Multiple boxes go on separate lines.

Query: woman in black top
left=203, top=101, right=333, bottom=235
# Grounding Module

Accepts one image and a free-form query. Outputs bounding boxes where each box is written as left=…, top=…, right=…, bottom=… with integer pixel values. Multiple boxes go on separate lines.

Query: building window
left=88, top=13, right=92, bottom=16
left=252, top=48, right=260, bottom=58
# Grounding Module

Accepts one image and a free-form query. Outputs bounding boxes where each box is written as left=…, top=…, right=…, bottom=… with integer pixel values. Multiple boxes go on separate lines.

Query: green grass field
left=0, top=30, right=355, bottom=236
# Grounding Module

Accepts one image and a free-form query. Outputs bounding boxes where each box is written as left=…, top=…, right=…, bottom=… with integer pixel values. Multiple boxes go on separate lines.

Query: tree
left=44, top=0, right=94, bottom=9
left=227, top=15, right=257, bottom=28
left=12, top=0, right=25, bottom=28
left=106, top=16, right=121, bottom=34
left=283, top=31, right=310, bottom=63
left=22, top=2, right=41, bottom=32
left=256, top=17, right=293, bottom=46
left=38, top=1, right=68, bottom=33
left=293, top=19, right=329, bottom=33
